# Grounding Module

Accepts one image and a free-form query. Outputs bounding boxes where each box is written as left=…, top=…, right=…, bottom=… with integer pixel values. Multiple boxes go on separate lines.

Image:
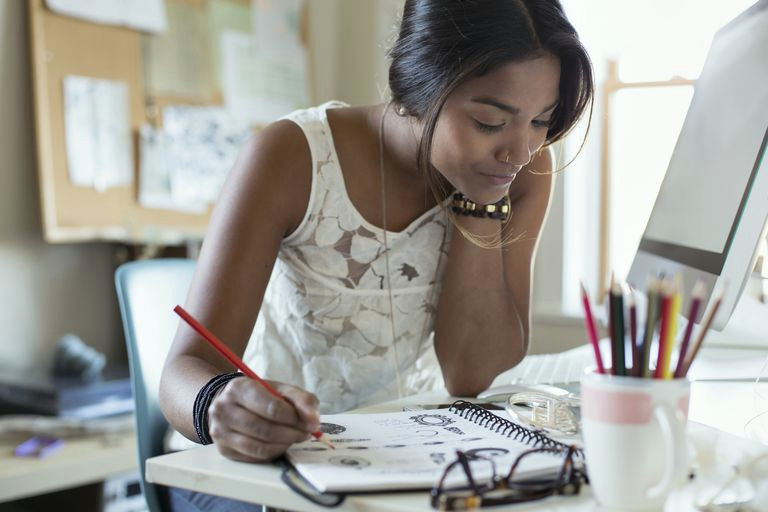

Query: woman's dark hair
left=389, top=0, right=594, bottom=196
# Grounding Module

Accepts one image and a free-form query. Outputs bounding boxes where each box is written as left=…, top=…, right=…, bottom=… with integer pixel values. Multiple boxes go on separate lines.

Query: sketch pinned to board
left=138, top=124, right=205, bottom=214
left=161, top=105, right=252, bottom=206
left=63, top=75, right=133, bottom=192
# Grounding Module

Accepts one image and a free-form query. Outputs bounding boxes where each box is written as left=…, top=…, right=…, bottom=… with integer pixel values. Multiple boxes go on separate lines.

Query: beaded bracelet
left=451, top=192, right=511, bottom=221
left=193, top=371, right=244, bottom=445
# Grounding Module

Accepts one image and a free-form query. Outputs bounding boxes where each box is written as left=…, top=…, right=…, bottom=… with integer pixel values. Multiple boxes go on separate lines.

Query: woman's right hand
left=207, top=377, right=321, bottom=462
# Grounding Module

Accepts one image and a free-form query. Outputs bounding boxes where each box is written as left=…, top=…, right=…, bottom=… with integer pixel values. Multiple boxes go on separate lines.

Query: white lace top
left=242, top=101, right=453, bottom=413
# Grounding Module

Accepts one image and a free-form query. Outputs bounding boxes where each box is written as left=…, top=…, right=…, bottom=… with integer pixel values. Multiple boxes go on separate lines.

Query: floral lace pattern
left=243, top=101, right=453, bottom=413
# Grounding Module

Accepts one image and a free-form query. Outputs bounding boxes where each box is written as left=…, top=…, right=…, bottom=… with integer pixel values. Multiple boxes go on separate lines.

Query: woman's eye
left=474, top=120, right=504, bottom=133
left=532, top=119, right=552, bottom=129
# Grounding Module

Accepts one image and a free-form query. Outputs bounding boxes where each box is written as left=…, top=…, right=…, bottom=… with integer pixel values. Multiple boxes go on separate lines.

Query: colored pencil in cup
left=662, top=280, right=682, bottom=379
left=173, top=305, right=334, bottom=449
left=639, top=277, right=660, bottom=378
left=610, top=277, right=626, bottom=376
left=673, top=280, right=705, bottom=378
left=680, top=287, right=725, bottom=377
left=580, top=282, right=605, bottom=374
left=654, top=279, right=673, bottom=379
left=628, top=288, right=638, bottom=377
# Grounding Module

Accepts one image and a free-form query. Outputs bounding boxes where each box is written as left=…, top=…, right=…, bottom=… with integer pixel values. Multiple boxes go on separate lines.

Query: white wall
left=309, top=0, right=401, bottom=106
left=0, top=0, right=576, bottom=378
left=0, top=1, right=395, bottom=375
left=0, top=1, right=122, bottom=373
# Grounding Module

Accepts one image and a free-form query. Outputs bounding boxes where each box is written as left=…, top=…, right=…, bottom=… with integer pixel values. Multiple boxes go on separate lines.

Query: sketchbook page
left=286, top=409, right=564, bottom=493
left=46, top=0, right=167, bottom=33
left=63, top=75, right=133, bottom=191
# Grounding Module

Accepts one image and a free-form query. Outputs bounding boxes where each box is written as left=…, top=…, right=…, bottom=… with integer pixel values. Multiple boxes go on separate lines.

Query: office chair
left=115, top=258, right=196, bottom=512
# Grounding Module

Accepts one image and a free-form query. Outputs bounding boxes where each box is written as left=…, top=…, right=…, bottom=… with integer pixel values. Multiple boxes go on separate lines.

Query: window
left=553, top=0, right=759, bottom=316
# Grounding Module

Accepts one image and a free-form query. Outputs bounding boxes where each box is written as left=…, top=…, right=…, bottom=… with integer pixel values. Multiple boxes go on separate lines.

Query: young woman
left=160, top=2, right=592, bottom=507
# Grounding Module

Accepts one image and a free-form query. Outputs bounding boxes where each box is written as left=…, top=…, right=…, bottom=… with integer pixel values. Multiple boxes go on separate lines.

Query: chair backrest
left=115, top=258, right=196, bottom=512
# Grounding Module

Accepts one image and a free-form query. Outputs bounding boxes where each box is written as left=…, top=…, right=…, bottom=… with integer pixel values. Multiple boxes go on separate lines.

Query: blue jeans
left=168, top=487, right=264, bottom=512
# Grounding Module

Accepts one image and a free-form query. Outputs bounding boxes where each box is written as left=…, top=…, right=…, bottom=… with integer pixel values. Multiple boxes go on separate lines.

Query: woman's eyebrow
left=470, top=96, right=559, bottom=116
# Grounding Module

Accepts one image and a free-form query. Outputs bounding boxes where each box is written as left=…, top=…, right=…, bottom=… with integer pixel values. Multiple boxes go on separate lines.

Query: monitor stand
left=705, top=273, right=768, bottom=349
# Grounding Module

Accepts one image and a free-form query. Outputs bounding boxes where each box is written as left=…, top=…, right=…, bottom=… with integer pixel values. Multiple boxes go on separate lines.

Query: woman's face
left=430, top=55, right=561, bottom=204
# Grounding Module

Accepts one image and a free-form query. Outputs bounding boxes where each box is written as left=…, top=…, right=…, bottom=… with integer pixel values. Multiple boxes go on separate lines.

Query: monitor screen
left=627, top=0, right=768, bottom=330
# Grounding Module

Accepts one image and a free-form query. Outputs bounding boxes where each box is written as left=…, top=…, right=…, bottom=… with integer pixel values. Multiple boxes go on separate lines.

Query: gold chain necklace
left=377, top=103, right=447, bottom=400
left=378, top=102, right=405, bottom=399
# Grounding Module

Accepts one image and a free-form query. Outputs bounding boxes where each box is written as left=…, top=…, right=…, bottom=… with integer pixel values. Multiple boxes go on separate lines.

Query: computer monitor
left=627, top=0, right=768, bottom=330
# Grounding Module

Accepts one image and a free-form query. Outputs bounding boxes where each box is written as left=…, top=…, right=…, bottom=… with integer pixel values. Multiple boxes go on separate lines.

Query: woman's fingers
left=214, top=425, right=297, bottom=462
left=273, top=382, right=321, bottom=431
left=210, top=400, right=311, bottom=445
left=207, top=378, right=321, bottom=462
left=219, top=378, right=311, bottom=429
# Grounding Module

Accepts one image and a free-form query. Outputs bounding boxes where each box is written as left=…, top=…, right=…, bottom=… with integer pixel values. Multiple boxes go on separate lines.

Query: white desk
left=147, top=390, right=598, bottom=512
left=146, top=385, right=768, bottom=511
left=0, top=430, right=137, bottom=502
left=146, top=347, right=768, bottom=511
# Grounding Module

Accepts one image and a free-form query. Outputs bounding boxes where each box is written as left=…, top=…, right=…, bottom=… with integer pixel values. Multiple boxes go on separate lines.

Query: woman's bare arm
left=434, top=148, right=555, bottom=396
left=159, top=120, right=321, bottom=461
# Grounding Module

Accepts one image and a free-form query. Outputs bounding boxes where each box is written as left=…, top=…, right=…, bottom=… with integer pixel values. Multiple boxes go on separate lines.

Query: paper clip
left=14, top=436, right=64, bottom=458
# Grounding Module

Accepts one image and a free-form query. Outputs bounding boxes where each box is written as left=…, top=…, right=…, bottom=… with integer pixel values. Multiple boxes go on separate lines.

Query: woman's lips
left=479, top=172, right=518, bottom=186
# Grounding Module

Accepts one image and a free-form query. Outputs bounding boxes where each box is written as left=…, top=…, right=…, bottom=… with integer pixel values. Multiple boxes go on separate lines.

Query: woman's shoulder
left=223, top=118, right=313, bottom=236
left=324, top=103, right=381, bottom=158
left=244, top=117, right=310, bottom=172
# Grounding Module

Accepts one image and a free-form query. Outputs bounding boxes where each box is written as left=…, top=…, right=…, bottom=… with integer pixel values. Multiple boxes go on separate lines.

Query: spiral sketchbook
left=285, top=400, right=574, bottom=493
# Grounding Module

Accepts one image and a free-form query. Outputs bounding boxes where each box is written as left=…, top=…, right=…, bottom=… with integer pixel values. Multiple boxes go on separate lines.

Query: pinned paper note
left=63, top=75, right=133, bottom=191
left=221, top=30, right=309, bottom=124
left=220, top=0, right=308, bottom=124
left=142, top=0, right=215, bottom=101
left=46, top=0, right=167, bottom=33
left=252, top=0, right=305, bottom=51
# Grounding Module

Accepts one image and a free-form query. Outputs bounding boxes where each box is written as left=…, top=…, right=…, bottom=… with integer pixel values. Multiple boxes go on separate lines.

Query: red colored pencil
left=680, top=289, right=725, bottom=377
left=173, top=305, right=334, bottom=449
left=673, top=281, right=705, bottom=378
left=580, top=282, right=605, bottom=374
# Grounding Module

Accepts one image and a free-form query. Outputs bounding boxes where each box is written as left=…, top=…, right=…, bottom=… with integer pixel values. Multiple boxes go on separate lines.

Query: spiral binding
left=449, top=400, right=583, bottom=456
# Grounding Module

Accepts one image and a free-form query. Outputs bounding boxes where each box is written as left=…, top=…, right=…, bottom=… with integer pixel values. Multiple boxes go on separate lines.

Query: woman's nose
left=497, top=140, right=532, bottom=167
left=497, top=123, right=536, bottom=166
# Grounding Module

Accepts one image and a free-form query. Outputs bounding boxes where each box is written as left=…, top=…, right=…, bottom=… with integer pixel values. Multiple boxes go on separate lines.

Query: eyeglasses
left=430, top=445, right=586, bottom=510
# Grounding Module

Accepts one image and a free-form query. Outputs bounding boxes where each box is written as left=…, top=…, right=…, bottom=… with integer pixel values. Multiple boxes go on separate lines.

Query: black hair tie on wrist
left=193, top=371, right=245, bottom=445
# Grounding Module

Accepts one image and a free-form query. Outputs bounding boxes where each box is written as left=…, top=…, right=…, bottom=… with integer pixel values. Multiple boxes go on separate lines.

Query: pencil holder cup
left=581, top=372, right=690, bottom=511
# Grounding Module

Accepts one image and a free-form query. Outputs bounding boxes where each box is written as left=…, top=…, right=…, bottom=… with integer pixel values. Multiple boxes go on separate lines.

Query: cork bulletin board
left=27, top=0, right=309, bottom=244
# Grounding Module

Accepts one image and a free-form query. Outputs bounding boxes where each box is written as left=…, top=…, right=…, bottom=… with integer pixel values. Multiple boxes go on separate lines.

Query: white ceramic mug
left=581, top=372, right=690, bottom=511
